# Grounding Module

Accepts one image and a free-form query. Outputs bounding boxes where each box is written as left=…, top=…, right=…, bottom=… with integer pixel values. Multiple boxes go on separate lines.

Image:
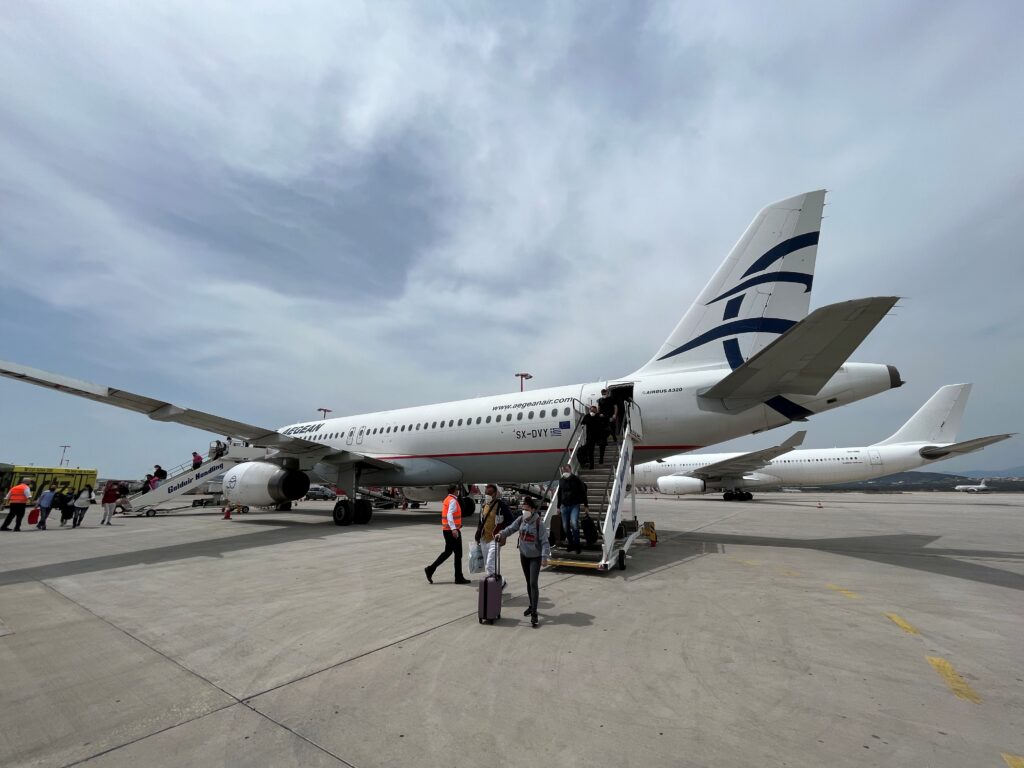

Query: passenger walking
left=71, top=485, right=95, bottom=528
left=100, top=481, right=120, bottom=525
left=598, top=388, right=619, bottom=438
left=147, top=474, right=158, bottom=492
left=1, top=477, right=32, bottom=532
left=558, top=464, right=587, bottom=554
left=36, top=484, right=57, bottom=530
left=191, top=452, right=203, bottom=470
left=581, top=405, right=609, bottom=469
left=152, top=465, right=168, bottom=486
left=424, top=484, right=471, bottom=585
left=475, top=484, right=512, bottom=584
left=495, top=497, right=550, bottom=627
left=54, top=486, right=73, bottom=526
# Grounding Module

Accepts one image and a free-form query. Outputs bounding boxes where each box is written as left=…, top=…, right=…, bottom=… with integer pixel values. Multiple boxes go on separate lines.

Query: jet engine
left=656, top=475, right=707, bottom=495
left=222, top=462, right=310, bottom=507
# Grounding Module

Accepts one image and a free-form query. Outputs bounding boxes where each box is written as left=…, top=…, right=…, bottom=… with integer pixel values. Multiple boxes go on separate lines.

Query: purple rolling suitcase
left=478, top=539, right=503, bottom=624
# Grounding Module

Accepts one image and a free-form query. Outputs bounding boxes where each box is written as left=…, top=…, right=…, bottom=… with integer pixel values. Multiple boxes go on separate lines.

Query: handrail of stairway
left=600, top=407, right=636, bottom=565
left=541, top=399, right=589, bottom=525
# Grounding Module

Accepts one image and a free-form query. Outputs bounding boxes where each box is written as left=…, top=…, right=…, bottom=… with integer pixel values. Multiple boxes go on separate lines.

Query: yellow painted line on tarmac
left=885, top=613, right=920, bottom=635
left=825, top=583, right=861, bottom=600
left=1002, top=754, right=1024, bottom=768
left=780, top=569, right=801, bottom=577
left=926, top=656, right=982, bottom=703
left=740, top=559, right=760, bottom=566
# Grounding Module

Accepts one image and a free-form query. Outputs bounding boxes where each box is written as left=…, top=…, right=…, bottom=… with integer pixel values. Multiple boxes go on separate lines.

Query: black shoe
left=531, top=613, right=539, bottom=627
left=455, top=577, right=471, bottom=585
left=576, top=546, right=582, bottom=555
left=424, top=567, right=433, bottom=584
left=524, top=607, right=532, bottom=616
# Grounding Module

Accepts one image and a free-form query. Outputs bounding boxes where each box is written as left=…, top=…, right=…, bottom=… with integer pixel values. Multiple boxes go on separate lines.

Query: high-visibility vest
left=441, top=494, right=462, bottom=531
left=7, top=484, right=29, bottom=504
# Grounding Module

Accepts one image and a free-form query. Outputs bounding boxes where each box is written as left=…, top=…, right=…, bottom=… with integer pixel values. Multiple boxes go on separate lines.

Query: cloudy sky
left=1, top=1, right=1021, bottom=479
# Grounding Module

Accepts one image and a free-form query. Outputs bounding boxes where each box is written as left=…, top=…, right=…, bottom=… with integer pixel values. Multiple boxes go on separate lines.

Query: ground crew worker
left=2, top=477, right=33, bottom=532
left=425, top=484, right=470, bottom=584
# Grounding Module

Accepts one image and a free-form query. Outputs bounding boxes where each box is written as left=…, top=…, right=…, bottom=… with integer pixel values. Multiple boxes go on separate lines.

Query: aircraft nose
left=887, top=365, right=904, bottom=388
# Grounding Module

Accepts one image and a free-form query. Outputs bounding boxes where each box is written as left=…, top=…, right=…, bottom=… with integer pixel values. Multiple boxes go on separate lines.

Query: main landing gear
left=332, top=498, right=374, bottom=526
left=723, top=490, right=754, bottom=501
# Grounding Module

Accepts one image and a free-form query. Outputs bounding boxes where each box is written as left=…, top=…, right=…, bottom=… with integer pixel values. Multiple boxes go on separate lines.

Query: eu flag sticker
left=559, top=421, right=571, bottom=429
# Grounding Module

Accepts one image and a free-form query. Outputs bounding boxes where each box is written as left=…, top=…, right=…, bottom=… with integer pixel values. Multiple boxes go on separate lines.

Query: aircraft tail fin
left=635, top=190, right=825, bottom=375
left=875, top=384, right=972, bottom=446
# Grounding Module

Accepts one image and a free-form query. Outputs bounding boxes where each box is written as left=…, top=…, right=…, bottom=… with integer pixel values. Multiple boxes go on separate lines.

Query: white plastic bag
left=468, top=542, right=484, bottom=574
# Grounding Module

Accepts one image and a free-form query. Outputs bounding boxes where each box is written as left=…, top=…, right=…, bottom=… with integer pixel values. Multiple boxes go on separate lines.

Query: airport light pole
left=59, top=445, right=70, bottom=467
left=515, top=373, right=533, bottom=392
left=317, top=408, right=333, bottom=421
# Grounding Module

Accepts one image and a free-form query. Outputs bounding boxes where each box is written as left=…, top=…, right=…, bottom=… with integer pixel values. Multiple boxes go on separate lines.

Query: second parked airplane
left=637, top=384, right=1012, bottom=500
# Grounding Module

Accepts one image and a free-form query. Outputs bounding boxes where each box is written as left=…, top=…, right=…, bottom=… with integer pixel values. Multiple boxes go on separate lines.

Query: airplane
left=0, top=190, right=905, bottom=525
left=636, top=383, right=1012, bottom=500
left=954, top=478, right=992, bottom=493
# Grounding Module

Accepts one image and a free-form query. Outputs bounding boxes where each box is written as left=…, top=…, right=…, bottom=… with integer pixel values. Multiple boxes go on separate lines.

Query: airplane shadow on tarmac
left=679, top=531, right=1024, bottom=592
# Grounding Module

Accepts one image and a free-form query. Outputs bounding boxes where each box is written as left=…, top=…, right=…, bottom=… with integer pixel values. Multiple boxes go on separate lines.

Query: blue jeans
left=560, top=504, right=580, bottom=549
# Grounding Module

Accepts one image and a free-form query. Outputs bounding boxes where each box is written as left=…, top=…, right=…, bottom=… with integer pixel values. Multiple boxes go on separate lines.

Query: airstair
left=542, top=401, right=656, bottom=571
left=124, top=441, right=266, bottom=516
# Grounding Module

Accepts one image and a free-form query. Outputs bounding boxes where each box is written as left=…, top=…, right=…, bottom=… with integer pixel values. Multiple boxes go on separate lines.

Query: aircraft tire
left=276, top=501, right=292, bottom=512
left=354, top=499, right=373, bottom=524
left=460, top=496, right=476, bottom=517
left=741, top=492, right=753, bottom=501
left=333, top=499, right=354, bottom=526
left=617, top=550, right=626, bottom=570
left=723, top=491, right=735, bottom=501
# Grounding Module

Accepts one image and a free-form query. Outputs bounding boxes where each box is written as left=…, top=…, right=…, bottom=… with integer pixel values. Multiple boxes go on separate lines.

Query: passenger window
left=449, top=420, right=454, bottom=427
left=540, top=410, right=545, bottom=418
left=432, top=421, right=437, bottom=428
left=528, top=411, right=534, bottom=419
left=564, top=407, right=570, bottom=416
left=517, top=412, right=523, bottom=421
left=486, top=416, right=492, bottom=423
left=506, top=414, right=512, bottom=422
left=458, top=419, right=463, bottom=426
left=415, top=424, right=420, bottom=430
left=476, top=417, right=481, bottom=424
left=358, top=428, right=364, bottom=437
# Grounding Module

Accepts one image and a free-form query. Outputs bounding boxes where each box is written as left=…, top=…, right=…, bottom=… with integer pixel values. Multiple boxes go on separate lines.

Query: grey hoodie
left=500, top=512, right=551, bottom=559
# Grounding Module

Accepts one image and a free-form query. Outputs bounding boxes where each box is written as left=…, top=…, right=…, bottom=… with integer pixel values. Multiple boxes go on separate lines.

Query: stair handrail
left=600, top=407, right=636, bottom=566
left=127, top=454, right=215, bottom=501
left=542, top=399, right=589, bottom=525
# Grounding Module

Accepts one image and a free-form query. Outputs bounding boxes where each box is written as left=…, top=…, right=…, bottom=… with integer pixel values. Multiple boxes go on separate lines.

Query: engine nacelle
left=656, top=475, right=707, bottom=495
left=223, top=462, right=310, bottom=507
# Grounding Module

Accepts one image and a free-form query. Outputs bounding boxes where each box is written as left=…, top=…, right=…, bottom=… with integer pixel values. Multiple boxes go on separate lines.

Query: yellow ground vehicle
left=0, top=464, right=98, bottom=499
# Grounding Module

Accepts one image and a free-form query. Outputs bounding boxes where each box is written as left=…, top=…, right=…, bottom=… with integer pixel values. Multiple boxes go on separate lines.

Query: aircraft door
left=868, top=448, right=882, bottom=465
left=356, top=427, right=365, bottom=445
left=346, top=428, right=356, bottom=446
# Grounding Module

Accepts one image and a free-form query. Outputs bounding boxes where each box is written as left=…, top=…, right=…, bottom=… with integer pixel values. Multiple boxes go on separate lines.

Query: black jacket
left=582, top=412, right=609, bottom=442
left=558, top=474, right=588, bottom=506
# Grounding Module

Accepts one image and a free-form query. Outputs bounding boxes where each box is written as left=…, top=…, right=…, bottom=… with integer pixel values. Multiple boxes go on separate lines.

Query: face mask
left=521, top=507, right=535, bottom=520
left=561, top=472, right=570, bottom=478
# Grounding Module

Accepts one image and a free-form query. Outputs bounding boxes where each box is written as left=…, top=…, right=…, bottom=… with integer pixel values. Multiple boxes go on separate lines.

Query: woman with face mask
left=495, top=497, right=551, bottom=627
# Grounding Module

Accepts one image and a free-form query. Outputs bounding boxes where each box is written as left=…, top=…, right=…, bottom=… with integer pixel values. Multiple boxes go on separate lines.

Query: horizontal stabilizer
left=918, top=434, right=1013, bottom=460
left=701, top=296, right=899, bottom=404
left=689, top=430, right=806, bottom=480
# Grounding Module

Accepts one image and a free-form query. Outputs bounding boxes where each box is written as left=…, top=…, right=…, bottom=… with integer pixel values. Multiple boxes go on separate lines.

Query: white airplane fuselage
left=636, top=441, right=958, bottom=492
left=282, top=363, right=897, bottom=488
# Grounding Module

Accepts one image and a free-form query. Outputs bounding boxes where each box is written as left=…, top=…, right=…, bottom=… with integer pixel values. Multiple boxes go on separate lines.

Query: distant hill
left=825, top=470, right=1024, bottom=492
left=956, top=465, right=1024, bottom=479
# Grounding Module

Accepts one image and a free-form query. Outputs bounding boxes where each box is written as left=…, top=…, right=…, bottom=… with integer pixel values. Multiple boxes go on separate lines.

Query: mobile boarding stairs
left=121, top=441, right=267, bottom=516
left=542, top=402, right=657, bottom=571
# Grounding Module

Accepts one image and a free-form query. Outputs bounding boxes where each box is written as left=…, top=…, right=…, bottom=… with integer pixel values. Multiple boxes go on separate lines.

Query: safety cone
left=816, top=500, right=823, bottom=509
left=222, top=505, right=232, bottom=520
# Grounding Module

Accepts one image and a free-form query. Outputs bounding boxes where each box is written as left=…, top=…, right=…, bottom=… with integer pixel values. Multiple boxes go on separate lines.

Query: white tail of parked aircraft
left=0, top=190, right=903, bottom=524
left=638, top=384, right=1012, bottom=499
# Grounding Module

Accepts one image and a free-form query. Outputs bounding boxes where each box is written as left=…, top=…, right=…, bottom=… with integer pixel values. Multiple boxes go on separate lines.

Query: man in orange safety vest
left=2, top=477, right=33, bottom=532
left=424, top=484, right=471, bottom=584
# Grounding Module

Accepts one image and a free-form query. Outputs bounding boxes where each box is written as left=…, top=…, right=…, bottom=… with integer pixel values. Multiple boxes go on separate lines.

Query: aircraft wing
left=701, top=297, right=899, bottom=403
left=689, top=430, right=806, bottom=480
left=918, top=434, right=1014, bottom=460
left=0, top=358, right=392, bottom=471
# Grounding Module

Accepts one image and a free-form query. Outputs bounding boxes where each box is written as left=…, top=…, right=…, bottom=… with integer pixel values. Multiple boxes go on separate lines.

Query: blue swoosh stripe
left=741, top=232, right=819, bottom=278
left=765, top=396, right=814, bottom=421
left=707, top=271, right=814, bottom=306
left=723, top=338, right=745, bottom=370
left=722, top=295, right=744, bottom=320
left=657, top=317, right=797, bottom=361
